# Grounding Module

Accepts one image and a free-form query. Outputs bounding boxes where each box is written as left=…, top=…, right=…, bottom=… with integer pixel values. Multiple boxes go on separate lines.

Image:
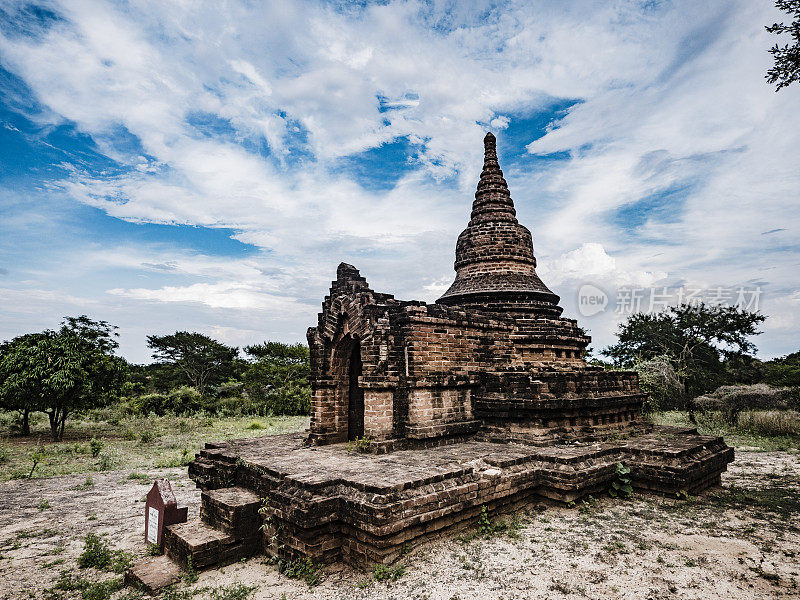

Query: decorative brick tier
left=182, top=428, right=734, bottom=569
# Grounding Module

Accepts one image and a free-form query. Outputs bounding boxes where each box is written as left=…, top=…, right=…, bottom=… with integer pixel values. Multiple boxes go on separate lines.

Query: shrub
left=126, top=393, right=169, bottom=416
left=693, top=384, right=798, bottom=425
left=277, top=557, right=322, bottom=586
left=166, top=386, right=204, bottom=415
left=78, top=533, right=112, bottom=569
left=737, top=410, right=800, bottom=436
left=97, top=451, right=120, bottom=471
left=373, top=563, right=405, bottom=582
left=634, top=356, right=684, bottom=412
left=89, top=438, right=104, bottom=458
left=609, top=463, right=632, bottom=499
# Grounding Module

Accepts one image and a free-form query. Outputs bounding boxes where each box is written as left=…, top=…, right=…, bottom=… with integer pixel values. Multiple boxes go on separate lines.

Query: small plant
left=78, top=533, right=113, bottom=569
left=182, top=556, right=198, bottom=584
left=162, top=586, right=193, bottom=600
left=38, top=499, right=51, bottom=511
left=89, top=437, right=104, bottom=458
left=97, top=451, right=119, bottom=471
left=28, top=443, right=47, bottom=478
left=145, top=543, right=163, bottom=556
left=277, top=557, right=322, bottom=586
left=345, top=436, right=372, bottom=453
left=247, top=421, right=264, bottom=430
left=78, top=534, right=132, bottom=573
left=477, top=505, right=493, bottom=536
left=208, top=583, right=258, bottom=600
left=372, top=563, right=405, bottom=582
left=609, top=463, right=633, bottom=499
left=109, top=550, right=134, bottom=574
left=139, top=430, right=156, bottom=444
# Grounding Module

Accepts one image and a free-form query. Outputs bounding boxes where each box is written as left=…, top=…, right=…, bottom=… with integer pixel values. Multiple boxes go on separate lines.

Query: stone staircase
left=126, top=486, right=263, bottom=593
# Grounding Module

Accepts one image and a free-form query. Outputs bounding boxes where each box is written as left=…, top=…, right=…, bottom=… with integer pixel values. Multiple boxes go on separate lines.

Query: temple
left=128, top=133, right=734, bottom=590
left=305, top=132, right=644, bottom=450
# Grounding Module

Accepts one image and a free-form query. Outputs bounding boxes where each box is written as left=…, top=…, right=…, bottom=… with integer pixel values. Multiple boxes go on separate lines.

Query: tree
left=0, top=332, right=53, bottom=435
left=0, top=317, right=127, bottom=440
left=243, top=342, right=311, bottom=415
left=766, top=0, right=800, bottom=90
left=633, top=355, right=685, bottom=413
left=146, top=332, right=238, bottom=397
left=46, top=316, right=127, bottom=440
left=764, top=350, right=800, bottom=387
left=603, top=303, right=765, bottom=400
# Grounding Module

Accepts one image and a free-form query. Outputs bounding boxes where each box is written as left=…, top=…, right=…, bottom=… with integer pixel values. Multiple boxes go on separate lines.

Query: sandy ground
left=1, top=450, right=798, bottom=600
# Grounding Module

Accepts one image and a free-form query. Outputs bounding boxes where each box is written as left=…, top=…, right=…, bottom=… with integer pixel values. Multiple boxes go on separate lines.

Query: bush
left=693, top=383, right=798, bottom=425
left=737, top=410, right=800, bottom=436
left=89, top=438, right=104, bottom=458
left=126, top=393, right=169, bottom=416
left=634, top=355, right=684, bottom=412
left=78, top=533, right=112, bottom=569
left=166, top=386, right=204, bottom=414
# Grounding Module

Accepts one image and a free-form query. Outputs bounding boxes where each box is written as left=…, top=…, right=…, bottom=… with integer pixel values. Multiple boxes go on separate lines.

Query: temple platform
left=180, top=426, right=733, bottom=569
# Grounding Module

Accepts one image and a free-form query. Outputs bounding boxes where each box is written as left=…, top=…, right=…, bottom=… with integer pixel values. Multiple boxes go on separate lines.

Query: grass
left=0, top=411, right=309, bottom=481
left=652, top=410, right=800, bottom=451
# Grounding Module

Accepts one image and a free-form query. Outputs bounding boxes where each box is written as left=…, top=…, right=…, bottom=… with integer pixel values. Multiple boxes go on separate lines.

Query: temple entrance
left=347, top=341, right=364, bottom=440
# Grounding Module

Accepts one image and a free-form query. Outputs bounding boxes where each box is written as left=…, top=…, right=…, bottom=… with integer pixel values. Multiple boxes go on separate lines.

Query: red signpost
left=144, top=479, right=188, bottom=548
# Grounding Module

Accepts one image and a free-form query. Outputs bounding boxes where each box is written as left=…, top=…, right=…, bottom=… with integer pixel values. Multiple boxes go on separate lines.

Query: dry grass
left=0, top=412, right=308, bottom=481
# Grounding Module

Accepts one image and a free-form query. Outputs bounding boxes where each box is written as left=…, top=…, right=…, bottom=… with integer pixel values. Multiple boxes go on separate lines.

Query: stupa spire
left=437, top=131, right=561, bottom=315
left=471, top=132, right=516, bottom=222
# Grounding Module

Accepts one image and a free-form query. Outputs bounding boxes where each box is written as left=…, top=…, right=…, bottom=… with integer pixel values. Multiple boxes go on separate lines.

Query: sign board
left=144, top=479, right=188, bottom=548
left=146, top=506, right=160, bottom=544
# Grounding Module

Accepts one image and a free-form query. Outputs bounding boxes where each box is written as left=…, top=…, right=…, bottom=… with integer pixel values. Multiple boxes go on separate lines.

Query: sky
left=0, top=0, right=799, bottom=364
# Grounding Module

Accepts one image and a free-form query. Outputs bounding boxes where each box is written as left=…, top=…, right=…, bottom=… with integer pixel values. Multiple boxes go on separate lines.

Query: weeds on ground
left=208, top=583, right=258, bottom=600
left=50, top=571, right=124, bottom=600
left=89, top=438, right=104, bottom=458
left=373, top=563, right=406, bottom=582
left=275, top=557, right=322, bottom=586
left=345, top=436, right=372, bottom=453
left=77, top=533, right=133, bottom=573
left=609, top=463, right=633, bottom=499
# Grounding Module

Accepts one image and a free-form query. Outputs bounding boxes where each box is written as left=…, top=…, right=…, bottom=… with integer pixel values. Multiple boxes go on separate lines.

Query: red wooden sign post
left=144, top=479, right=188, bottom=548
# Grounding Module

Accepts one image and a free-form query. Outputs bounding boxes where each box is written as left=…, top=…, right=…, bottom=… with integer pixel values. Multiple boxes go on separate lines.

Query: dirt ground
left=1, top=450, right=798, bottom=600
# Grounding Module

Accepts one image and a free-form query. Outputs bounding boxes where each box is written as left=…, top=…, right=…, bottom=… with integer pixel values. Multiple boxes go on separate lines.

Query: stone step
left=125, top=555, right=182, bottom=594
left=201, top=486, right=262, bottom=538
left=164, top=519, right=260, bottom=570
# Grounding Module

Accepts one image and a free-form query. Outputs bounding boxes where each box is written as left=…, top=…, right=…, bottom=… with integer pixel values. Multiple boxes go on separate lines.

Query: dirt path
left=1, top=451, right=798, bottom=600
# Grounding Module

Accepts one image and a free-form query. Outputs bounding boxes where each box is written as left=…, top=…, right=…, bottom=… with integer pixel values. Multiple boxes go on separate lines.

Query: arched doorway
left=347, top=340, right=364, bottom=440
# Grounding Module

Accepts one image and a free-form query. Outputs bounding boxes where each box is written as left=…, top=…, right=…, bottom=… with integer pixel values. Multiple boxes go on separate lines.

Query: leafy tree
left=0, top=317, right=127, bottom=440
left=243, top=342, right=311, bottom=415
left=146, top=332, right=238, bottom=398
left=603, top=303, right=765, bottom=400
left=723, top=353, right=766, bottom=385
left=47, top=316, right=127, bottom=440
left=766, top=0, right=800, bottom=90
left=764, top=350, right=800, bottom=387
left=0, top=332, right=53, bottom=435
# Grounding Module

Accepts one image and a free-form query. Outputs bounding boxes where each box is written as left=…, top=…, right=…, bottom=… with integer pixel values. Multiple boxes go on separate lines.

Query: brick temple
left=128, top=133, right=734, bottom=590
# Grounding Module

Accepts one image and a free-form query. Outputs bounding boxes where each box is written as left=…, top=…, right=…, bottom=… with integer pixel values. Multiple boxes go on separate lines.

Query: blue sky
left=1, top=0, right=799, bottom=363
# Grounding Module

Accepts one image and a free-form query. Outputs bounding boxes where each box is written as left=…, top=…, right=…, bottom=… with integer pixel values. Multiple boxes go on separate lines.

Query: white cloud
left=0, top=0, right=799, bottom=361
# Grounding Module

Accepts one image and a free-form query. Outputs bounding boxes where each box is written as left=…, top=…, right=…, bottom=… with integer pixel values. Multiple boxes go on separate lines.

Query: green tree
left=766, top=0, right=800, bottom=90
left=0, top=317, right=127, bottom=440
left=0, top=332, right=53, bottom=435
left=764, top=350, right=800, bottom=387
left=146, top=332, right=238, bottom=398
left=603, top=303, right=765, bottom=400
left=243, top=342, right=311, bottom=415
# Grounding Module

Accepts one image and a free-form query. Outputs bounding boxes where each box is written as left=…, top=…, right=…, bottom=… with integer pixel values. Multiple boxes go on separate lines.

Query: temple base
left=181, top=427, right=733, bottom=569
